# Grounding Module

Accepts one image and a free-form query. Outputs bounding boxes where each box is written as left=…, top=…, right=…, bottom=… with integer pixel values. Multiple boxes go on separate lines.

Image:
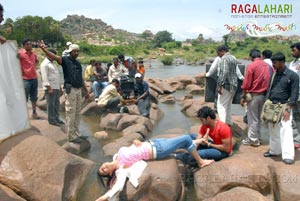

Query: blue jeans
left=24, top=79, right=38, bottom=102
left=92, top=81, right=108, bottom=99
left=175, top=134, right=229, bottom=166
left=150, top=135, right=196, bottom=159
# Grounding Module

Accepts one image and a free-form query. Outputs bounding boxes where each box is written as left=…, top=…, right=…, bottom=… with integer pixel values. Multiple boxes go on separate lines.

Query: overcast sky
left=2, top=0, right=300, bottom=41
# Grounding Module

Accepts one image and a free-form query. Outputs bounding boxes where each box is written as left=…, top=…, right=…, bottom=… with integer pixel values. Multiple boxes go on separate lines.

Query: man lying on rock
left=95, top=135, right=214, bottom=201
left=175, top=106, right=232, bottom=166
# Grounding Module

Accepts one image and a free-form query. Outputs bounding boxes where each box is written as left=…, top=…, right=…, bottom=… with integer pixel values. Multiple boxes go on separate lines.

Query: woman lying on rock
left=96, top=135, right=214, bottom=201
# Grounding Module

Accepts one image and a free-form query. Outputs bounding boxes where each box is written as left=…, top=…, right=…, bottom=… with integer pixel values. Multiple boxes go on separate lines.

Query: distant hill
left=60, top=15, right=154, bottom=46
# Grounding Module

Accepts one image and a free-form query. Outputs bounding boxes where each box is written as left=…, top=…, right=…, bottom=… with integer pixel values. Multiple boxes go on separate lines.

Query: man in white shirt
left=108, top=57, right=128, bottom=82
left=289, top=43, right=300, bottom=148
left=40, top=49, right=63, bottom=126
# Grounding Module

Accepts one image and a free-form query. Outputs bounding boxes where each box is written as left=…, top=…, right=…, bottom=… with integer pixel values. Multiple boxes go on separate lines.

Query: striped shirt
left=217, top=52, right=238, bottom=92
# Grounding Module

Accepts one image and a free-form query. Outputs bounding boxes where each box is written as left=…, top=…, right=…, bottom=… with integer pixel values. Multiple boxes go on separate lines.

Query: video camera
left=120, top=74, right=135, bottom=99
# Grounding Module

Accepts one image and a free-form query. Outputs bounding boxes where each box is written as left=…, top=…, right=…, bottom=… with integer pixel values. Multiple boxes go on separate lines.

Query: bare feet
left=199, top=159, right=214, bottom=168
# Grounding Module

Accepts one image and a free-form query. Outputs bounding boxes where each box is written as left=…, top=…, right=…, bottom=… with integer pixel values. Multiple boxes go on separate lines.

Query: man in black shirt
left=264, top=52, right=299, bottom=164
left=38, top=41, right=89, bottom=143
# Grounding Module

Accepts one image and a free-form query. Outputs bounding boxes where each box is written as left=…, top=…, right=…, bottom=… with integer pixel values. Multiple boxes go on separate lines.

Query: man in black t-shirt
left=38, top=41, right=89, bottom=144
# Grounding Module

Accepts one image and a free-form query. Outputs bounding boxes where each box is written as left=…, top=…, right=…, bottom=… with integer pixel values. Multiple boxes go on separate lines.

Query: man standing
left=38, top=41, right=89, bottom=143
left=216, top=45, right=238, bottom=125
left=0, top=4, right=6, bottom=44
left=175, top=106, right=232, bottom=166
left=118, top=54, right=137, bottom=78
left=134, top=73, right=150, bottom=117
left=92, top=61, right=108, bottom=102
left=264, top=52, right=299, bottom=164
left=40, top=49, right=64, bottom=126
left=240, top=49, right=270, bottom=146
left=289, top=42, right=300, bottom=148
left=18, top=39, right=39, bottom=119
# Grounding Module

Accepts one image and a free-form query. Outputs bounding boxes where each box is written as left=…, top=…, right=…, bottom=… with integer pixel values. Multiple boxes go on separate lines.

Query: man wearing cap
left=118, top=54, right=137, bottom=78
left=62, top=41, right=72, bottom=57
left=38, top=40, right=89, bottom=144
left=97, top=78, right=123, bottom=112
left=134, top=73, right=150, bottom=117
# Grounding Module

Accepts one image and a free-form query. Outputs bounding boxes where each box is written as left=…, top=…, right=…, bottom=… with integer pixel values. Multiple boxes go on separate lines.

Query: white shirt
left=108, top=64, right=128, bottom=82
left=106, top=160, right=147, bottom=201
left=40, top=57, right=60, bottom=90
left=97, top=84, right=123, bottom=107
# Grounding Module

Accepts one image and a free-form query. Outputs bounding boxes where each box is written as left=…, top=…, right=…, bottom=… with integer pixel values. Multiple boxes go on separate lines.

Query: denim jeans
left=175, top=134, right=229, bottom=166
left=93, top=81, right=108, bottom=99
left=150, top=135, right=195, bottom=160
left=24, top=79, right=38, bottom=102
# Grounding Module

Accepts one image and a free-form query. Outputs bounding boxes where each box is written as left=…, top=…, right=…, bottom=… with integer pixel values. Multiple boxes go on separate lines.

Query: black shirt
left=269, top=66, right=299, bottom=106
left=61, top=56, right=83, bottom=88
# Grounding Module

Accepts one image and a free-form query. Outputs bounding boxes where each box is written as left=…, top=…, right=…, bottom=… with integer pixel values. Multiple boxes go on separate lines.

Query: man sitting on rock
left=175, top=106, right=232, bottom=166
left=133, top=73, right=150, bottom=118
left=97, top=78, right=124, bottom=113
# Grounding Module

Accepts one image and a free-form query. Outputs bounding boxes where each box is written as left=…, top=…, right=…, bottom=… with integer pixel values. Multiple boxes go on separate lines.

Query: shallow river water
left=74, top=63, right=248, bottom=201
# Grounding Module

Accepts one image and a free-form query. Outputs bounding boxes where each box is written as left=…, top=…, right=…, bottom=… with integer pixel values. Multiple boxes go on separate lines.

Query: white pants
left=217, top=88, right=235, bottom=125
left=268, top=111, right=294, bottom=160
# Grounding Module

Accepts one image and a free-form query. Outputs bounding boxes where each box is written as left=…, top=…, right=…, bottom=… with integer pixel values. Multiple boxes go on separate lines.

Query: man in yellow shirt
left=84, top=59, right=96, bottom=81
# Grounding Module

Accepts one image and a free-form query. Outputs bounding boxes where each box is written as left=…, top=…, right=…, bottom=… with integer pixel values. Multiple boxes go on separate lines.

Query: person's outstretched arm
left=38, top=40, right=62, bottom=65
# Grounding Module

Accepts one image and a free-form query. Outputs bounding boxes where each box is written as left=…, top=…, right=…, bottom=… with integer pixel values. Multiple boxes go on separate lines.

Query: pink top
left=117, top=143, right=150, bottom=167
left=19, top=49, right=38, bottom=80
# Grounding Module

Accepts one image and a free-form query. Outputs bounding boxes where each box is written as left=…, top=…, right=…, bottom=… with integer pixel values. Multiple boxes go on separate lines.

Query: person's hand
left=217, top=86, right=222, bottom=95
left=282, top=110, right=291, bottom=122
left=0, top=36, right=6, bottom=44
left=240, top=98, right=246, bottom=107
left=133, top=139, right=142, bottom=146
left=95, top=194, right=109, bottom=201
left=37, top=40, right=46, bottom=49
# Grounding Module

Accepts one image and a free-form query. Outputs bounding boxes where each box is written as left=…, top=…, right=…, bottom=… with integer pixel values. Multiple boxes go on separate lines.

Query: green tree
left=154, top=30, right=174, bottom=47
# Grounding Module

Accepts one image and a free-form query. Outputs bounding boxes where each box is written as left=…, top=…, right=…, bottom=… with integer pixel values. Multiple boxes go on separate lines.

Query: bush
left=160, top=55, right=174, bottom=65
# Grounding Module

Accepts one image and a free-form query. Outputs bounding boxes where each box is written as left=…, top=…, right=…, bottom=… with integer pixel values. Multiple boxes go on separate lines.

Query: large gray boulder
left=0, top=135, right=94, bottom=201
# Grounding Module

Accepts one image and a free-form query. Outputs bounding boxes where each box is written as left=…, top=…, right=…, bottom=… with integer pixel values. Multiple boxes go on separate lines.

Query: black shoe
left=79, top=135, right=89, bottom=139
left=263, top=151, right=278, bottom=157
left=283, top=159, right=294, bottom=165
left=70, top=138, right=82, bottom=144
left=58, top=120, right=65, bottom=124
left=49, top=122, right=60, bottom=127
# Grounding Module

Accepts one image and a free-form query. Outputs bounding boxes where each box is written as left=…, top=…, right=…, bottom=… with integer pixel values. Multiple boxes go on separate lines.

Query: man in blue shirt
left=134, top=73, right=150, bottom=118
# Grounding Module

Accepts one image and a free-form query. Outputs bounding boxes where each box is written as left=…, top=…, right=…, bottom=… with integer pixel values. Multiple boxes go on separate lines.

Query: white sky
left=2, top=0, right=300, bottom=41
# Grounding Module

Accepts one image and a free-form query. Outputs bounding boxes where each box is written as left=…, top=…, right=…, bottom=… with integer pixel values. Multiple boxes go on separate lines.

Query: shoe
left=283, top=159, right=294, bottom=165
left=31, top=113, right=40, bottom=119
left=70, top=138, right=82, bottom=144
left=242, top=138, right=260, bottom=147
left=57, top=120, right=65, bottom=124
left=263, top=151, right=278, bottom=157
left=49, top=122, right=60, bottom=127
left=79, top=135, right=89, bottom=139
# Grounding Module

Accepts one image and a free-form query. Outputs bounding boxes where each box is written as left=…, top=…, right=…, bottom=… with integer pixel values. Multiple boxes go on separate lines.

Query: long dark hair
left=97, top=168, right=116, bottom=191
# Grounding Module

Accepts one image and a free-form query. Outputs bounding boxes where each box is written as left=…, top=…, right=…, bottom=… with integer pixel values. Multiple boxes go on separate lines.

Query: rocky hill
left=60, top=15, right=154, bottom=46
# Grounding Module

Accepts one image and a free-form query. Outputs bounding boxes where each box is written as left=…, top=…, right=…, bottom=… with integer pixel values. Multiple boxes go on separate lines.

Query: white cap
left=135, top=73, right=142, bottom=78
left=66, top=41, right=72, bottom=46
left=66, top=44, right=79, bottom=53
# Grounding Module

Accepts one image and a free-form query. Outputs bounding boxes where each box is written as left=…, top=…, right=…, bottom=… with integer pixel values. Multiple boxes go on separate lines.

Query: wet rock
left=181, top=98, right=214, bottom=117
left=149, top=103, right=164, bottom=122
left=94, top=131, right=108, bottom=139
left=185, top=84, right=204, bottom=95
left=159, top=94, right=176, bottom=104
left=81, top=101, right=101, bottom=115
left=122, top=124, right=149, bottom=138
left=62, top=139, right=91, bottom=154
left=0, top=135, right=94, bottom=201
left=117, top=114, right=154, bottom=132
